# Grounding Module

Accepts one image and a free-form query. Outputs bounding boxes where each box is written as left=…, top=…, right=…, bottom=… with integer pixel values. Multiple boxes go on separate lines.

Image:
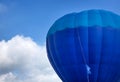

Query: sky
left=0, top=0, right=120, bottom=82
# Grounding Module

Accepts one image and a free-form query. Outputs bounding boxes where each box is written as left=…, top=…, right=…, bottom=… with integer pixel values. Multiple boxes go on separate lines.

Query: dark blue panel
left=88, top=27, right=103, bottom=82
left=47, top=26, right=120, bottom=82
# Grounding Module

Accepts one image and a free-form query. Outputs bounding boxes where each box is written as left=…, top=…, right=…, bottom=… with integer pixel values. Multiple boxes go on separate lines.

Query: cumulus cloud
left=0, top=35, right=61, bottom=82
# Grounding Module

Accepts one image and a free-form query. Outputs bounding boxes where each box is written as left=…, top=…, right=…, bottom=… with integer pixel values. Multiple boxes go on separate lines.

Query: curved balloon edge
left=47, top=9, right=120, bottom=37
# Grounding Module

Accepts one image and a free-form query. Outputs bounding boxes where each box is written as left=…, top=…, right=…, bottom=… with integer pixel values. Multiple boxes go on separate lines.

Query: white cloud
left=0, top=35, right=61, bottom=82
left=0, top=72, right=17, bottom=82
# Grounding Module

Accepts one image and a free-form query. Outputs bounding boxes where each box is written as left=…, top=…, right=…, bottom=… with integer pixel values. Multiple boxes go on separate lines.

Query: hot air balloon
left=46, top=10, right=120, bottom=82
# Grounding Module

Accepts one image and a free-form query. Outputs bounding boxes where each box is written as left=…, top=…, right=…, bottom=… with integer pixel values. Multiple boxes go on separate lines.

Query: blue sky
left=0, top=0, right=120, bottom=82
left=0, top=0, right=120, bottom=44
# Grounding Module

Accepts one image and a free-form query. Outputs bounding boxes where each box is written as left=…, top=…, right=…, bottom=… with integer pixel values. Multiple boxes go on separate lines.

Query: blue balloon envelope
left=46, top=10, right=120, bottom=82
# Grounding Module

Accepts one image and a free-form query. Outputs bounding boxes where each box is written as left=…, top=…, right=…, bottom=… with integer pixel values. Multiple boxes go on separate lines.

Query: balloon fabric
left=46, top=10, right=120, bottom=82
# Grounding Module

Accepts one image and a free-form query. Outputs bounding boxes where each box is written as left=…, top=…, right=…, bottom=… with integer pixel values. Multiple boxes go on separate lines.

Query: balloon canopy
left=46, top=10, right=120, bottom=82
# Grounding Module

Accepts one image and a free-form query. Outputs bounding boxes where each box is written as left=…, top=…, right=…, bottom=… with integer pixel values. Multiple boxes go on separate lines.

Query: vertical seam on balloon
left=73, top=13, right=82, bottom=81
left=52, top=35, right=67, bottom=82
left=111, top=14, right=120, bottom=81
left=94, top=10, right=101, bottom=82
left=96, top=11, right=103, bottom=82
left=86, top=10, right=90, bottom=82
left=47, top=37, right=65, bottom=81
left=87, top=12, right=90, bottom=82
left=103, top=12, right=115, bottom=82
left=107, top=13, right=115, bottom=80
left=76, top=11, right=90, bottom=82
left=109, top=13, right=118, bottom=81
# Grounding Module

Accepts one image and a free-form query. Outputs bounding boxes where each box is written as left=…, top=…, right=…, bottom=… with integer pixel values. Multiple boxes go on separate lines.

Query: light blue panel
left=75, top=11, right=88, bottom=27
left=88, top=10, right=102, bottom=26
left=47, top=10, right=120, bottom=36
left=99, top=10, right=116, bottom=27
